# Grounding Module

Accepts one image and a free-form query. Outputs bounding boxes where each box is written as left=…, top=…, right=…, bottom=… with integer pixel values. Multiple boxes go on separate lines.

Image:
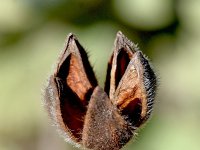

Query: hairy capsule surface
left=44, top=31, right=157, bottom=150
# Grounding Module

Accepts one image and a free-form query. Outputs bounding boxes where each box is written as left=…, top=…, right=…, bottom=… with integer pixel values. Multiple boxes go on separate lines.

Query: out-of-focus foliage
left=0, top=0, right=200, bottom=150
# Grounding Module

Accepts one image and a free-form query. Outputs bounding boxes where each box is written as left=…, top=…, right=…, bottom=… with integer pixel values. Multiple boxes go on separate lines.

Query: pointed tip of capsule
left=116, top=30, right=123, bottom=36
left=114, top=31, right=138, bottom=53
left=114, top=31, right=125, bottom=50
left=67, top=33, right=78, bottom=42
left=115, top=31, right=125, bottom=43
left=64, top=33, right=80, bottom=51
left=58, top=33, right=80, bottom=67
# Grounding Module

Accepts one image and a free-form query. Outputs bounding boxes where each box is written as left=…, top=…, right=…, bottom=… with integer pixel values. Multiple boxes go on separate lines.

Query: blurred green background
left=0, top=0, right=200, bottom=150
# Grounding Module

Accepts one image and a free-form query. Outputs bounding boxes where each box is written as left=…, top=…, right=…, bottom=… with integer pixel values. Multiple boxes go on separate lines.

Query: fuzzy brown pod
left=43, top=31, right=157, bottom=150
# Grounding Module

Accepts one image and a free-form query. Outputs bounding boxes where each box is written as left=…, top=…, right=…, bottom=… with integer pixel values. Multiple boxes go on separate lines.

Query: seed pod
left=105, top=32, right=157, bottom=127
left=44, top=31, right=157, bottom=150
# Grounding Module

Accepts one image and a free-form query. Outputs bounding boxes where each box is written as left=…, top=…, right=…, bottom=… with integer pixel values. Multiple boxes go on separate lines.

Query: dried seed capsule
left=44, top=34, right=98, bottom=147
left=105, top=31, right=157, bottom=127
left=82, top=86, right=133, bottom=150
left=44, top=31, right=157, bottom=150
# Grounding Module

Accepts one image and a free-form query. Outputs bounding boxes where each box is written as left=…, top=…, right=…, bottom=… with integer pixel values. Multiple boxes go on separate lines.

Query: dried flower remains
left=44, top=31, right=157, bottom=150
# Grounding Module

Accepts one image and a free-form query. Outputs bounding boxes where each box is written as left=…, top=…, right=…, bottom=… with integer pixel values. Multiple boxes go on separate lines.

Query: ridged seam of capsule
left=138, top=52, right=157, bottom=123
